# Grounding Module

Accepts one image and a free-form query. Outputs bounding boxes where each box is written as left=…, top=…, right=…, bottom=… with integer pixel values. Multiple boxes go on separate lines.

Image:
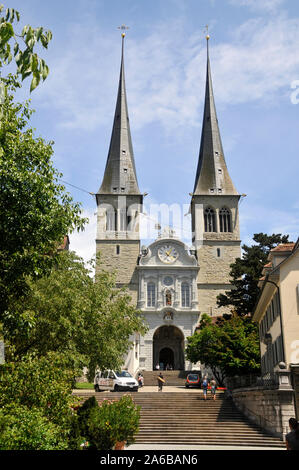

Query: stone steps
left=74, top=391, right=284, bottom=448
left=140, top=370, right=199, bottom=386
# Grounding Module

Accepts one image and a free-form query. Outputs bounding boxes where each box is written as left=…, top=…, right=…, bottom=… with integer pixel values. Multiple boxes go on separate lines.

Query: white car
left=94, top=369, right=139, bottom=392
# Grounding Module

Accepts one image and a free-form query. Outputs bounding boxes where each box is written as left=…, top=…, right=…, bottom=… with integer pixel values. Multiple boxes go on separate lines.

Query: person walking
left=157, top=372, right=165, bottom=392
left=138, top=373, right=144, bottom=388
left=210, top=378, right=217, bottom=401
left=202, top=376, right=209, bottom=401
left=286, top=418, right=299, bottom=450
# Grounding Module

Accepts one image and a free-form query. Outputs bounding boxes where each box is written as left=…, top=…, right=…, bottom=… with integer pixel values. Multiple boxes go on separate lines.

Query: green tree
left=2, top=251, right=148, bottom=375
left=217, top=233, right=290, bottom=316
left=0, top=351, right=80, bottom=449
left=0, top=84, right=86, bottom=321
left=0, top=4, right=52, bottom=91
left=185, top=314, right=261, bottom=385
left=0, top=405, right=68, bottom=450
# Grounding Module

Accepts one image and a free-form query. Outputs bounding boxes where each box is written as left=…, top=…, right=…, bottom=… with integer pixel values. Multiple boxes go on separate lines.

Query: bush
left=78, top=395, right=141, bottom=450
left=0, top=405, right=68, bottom=450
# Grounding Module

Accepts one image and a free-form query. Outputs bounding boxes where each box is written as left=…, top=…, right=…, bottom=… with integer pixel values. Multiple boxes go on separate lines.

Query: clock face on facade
left=158, top=245, right=179, bottom=264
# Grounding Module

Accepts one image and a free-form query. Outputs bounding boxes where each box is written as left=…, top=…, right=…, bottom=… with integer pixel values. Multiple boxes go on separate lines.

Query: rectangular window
left=182, top=283, right=190, bottom=307
left=147, top=283, right=156, bottom=307
left=116, top=245, right=120, bottom=255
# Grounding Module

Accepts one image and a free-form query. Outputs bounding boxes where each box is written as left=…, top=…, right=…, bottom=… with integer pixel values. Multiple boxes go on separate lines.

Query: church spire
left=193, top=35, right=239, bottom=196
left=98, top=32, right=141, bottom=195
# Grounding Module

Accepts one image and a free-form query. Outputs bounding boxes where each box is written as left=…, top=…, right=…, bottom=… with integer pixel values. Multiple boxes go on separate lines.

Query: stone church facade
left=95, top=34, right=241, bottom=374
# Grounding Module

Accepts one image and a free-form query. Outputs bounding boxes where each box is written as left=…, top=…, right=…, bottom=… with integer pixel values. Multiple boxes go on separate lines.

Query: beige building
left=253, top=240, right=299, bottom=375
left=95, top=35, right=241, bottom=374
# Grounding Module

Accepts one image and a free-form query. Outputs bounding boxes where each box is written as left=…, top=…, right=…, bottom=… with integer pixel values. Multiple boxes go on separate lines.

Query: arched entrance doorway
left=159, top=347, right=174, bottom=369
left=153, top=325, right=185, bottom=370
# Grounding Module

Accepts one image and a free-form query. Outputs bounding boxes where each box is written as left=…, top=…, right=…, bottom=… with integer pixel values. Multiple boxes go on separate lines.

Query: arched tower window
left=106, top=209, right=115, bottom=231
left=147, top=283, right=156, bottom=307
left=119, top=208, right=127, bottom=231
left=181, top=283, right=190, bottom=307
left=219, top=207, right=232, bottom=233
left=204, top=207, right=216, bottom=232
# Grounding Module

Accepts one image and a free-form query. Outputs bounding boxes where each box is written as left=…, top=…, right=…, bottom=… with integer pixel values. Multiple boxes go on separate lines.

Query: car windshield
left=188, top=374, right=199, bottom=381
left=115, top=371, right=132, bottom=378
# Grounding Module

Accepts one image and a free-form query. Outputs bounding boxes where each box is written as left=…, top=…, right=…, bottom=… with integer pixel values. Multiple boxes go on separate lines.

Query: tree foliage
left=185, top=314, right=261, bottom=385
left=0, top=351, right=80, bottom=449
left=217, top=233, right=290, bottom=316
left=0, top=84, right=87, bottom=319
left=0, top=4, right=52, bottom=91
left=2, top=251, right=148, bottom=376
left=0, top=405, right=68, bottom=450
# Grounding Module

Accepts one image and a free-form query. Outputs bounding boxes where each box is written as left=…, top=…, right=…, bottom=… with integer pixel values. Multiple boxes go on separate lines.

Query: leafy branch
left=0, top=5, right=52, bottom=91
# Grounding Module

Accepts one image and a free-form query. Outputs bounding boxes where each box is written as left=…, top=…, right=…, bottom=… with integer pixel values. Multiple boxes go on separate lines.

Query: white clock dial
left=158, top=245, right=179, bottom=264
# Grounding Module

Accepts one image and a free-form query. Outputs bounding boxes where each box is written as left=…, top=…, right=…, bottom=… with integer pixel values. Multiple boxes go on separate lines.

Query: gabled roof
left=98, top=35, right=141, bottom=196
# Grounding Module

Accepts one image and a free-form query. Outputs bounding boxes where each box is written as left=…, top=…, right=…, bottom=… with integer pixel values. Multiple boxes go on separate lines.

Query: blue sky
left=7, top=0, right=299, bottom=262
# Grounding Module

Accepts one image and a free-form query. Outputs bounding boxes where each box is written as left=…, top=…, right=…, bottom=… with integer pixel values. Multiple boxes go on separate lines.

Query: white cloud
left=240, top=203, right=299, bottom=244
left=33, top=12, right=299, bottom=136
left=69, top=207, right=97, bottom=268
left=229, top=0, right=286, bottom=13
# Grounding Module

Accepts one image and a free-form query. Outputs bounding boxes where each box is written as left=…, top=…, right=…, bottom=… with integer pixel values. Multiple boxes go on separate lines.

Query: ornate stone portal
left=153, top=325, right=185, bottom=370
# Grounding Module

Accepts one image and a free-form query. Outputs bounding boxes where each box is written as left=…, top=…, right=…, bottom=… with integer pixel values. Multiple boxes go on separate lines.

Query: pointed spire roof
left=193, top=36, right=239, bottom=196
left=98, top=34, right=141, bottom=195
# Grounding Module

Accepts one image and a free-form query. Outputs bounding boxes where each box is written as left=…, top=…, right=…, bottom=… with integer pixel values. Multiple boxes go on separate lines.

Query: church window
left=181, top=283, right=190, bottom=307
left=204, top=207, right=216, bottom=232
left=106, top=209, right=115, bottom=231
left=219, top=208, right=232, bottom=232
left=165, top=290, right=172, bottom=306
left=119, top=208, right=127, bottom=231
left=113, top=187, right=117, bottom=192
left=121, top=187, right=125, bottom=192
left=147, top=283, right=156, bottom=307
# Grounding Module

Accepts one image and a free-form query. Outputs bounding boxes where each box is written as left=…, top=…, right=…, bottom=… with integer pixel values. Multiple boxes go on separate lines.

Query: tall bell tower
left=190, top=34, right=241, bottom=316
left=96, top=32, right=143, bottom=303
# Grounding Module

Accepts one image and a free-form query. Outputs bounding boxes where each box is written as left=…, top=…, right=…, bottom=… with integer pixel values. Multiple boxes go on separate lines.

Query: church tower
left=96, top=33, right=143, bottom=302
left=190, top=35, right=241, bottom=316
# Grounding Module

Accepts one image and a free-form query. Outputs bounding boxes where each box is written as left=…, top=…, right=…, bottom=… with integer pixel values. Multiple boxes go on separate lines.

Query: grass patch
left=75, top=382, right=94, bottom=390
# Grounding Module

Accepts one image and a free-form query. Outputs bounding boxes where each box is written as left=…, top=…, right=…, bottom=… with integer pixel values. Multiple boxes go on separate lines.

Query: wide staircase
left=74, top=390, right=284, bottom=448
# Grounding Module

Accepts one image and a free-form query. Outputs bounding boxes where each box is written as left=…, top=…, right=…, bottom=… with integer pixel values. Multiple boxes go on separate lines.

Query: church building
left=95, top=33, right=241, bottom=374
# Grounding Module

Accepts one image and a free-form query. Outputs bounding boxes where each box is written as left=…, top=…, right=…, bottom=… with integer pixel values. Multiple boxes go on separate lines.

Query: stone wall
left=231, top=387, right=295, bottom=440
left=96, top=240, right=140, bottom=285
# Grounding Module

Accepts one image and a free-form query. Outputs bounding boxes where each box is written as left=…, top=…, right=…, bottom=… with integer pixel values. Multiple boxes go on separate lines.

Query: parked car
left=185, top=373, right=201, bottom=388
left=94, top=369, right=139, bottom=392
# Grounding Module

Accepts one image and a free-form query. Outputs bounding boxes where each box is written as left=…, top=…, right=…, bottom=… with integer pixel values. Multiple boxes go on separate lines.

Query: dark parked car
left=185, top=373, right=201, bottom=388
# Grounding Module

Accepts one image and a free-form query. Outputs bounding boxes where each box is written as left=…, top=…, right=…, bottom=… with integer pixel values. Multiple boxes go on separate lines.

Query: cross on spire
left=118, top=24, right=130, bottom=37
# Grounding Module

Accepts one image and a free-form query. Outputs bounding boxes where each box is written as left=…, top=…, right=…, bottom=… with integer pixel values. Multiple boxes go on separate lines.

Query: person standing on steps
left=202, top=376, right=209, bottom=400
left=157, top=372, right=165, bottom=392
left=210, top=377, right=217, bottom=401
left=286, top=418, right=299, bottom=450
